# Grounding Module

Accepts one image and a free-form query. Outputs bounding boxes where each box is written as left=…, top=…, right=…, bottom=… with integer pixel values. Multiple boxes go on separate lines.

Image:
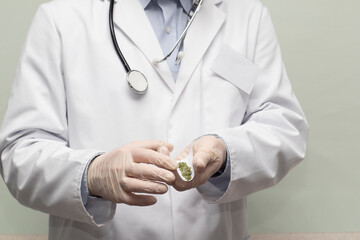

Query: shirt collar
left=138, top=0, right=151, bottom=8
left=138, top=0, right=193, bottom=14
left=180, top=0, right=193, bottom=13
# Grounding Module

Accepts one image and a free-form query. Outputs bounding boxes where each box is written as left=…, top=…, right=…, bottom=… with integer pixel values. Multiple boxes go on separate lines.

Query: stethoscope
left=109, top=0, right=204, bottom=94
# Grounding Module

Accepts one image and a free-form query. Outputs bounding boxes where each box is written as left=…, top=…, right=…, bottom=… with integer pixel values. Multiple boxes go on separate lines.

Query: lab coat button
left=166, top=27, right=171, bottom=34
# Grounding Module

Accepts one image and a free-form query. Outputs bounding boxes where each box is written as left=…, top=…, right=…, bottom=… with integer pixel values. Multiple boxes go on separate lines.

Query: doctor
left=0, top=0, right=308, bottom=239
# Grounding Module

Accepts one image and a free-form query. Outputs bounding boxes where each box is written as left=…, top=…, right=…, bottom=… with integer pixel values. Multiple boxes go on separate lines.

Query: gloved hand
left=172, top=136, right=227, bottom=191
left=87, top=140, right=177, bottom=206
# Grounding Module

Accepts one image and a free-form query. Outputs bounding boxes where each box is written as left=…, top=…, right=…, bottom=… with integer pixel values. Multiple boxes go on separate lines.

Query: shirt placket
left=158, top=0, right=180, bottom=80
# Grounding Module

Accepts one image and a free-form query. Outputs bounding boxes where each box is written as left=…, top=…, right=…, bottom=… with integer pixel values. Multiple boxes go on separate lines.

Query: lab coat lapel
left=112, top=0, right=175, bottom=92
left=171, top=0, right=225, bottom=106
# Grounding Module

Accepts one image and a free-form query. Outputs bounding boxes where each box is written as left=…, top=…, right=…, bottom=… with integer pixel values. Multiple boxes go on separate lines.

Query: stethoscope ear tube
left=109, top=0, right=131, bottom=73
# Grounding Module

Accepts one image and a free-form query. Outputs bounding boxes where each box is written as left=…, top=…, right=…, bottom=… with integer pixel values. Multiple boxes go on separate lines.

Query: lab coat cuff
left=208, top=154, right=231, bottom=188
left=79, top=151, right=116, bottom=226
left=84, top=196, right=117, bottom=226
left=196, top=134, right=231, bottom=202
left=199, top=128, right=246, bottom=204
left=80, top=152, right=104, bottom=206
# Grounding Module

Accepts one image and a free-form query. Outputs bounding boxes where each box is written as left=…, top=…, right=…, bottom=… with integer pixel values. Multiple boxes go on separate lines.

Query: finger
left=171, top=168, right=203, bottom=191
left=158, top=145, right=170, bottom=157
left=203, top=163, right=223, bottom=180
left=122, top=192, right=157, bottom=206
left=175, top=146, right=190, bottom=162
left=132, top=148, right=178, bottom=170
left=127, top=163, right=175, bottom=184
left=121, top=177, right=168, bottom=194
left=172, top=163, right=216, bottom=192
left=130, top=140, right=174, bottom=152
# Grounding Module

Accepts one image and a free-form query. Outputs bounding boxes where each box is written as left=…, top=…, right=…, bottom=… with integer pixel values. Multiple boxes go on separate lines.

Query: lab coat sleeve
left=0, top=5, right=116, bottom=225
left=197, top=6, right=309, bottom=203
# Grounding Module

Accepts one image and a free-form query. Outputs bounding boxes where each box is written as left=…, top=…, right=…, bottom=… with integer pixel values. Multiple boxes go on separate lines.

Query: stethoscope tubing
left=109, top=0, right=131, bottom=73
left=108, top=0, right=203, bottom=94
left=157, top=0, right=203, bottom=64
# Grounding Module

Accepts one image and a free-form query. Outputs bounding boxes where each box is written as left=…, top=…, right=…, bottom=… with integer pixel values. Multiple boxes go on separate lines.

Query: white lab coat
left=0, top=0, right=308, bottom=239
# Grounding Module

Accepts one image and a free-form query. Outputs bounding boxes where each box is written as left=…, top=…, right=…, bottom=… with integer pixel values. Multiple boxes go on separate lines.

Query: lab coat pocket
left=211, top=44, right=258, bottom=95
left=202, top=44, right=259, bottom=131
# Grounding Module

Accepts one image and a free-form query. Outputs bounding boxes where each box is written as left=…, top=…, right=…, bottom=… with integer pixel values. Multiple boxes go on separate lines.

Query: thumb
left=192, top=150, right=211, bottom=171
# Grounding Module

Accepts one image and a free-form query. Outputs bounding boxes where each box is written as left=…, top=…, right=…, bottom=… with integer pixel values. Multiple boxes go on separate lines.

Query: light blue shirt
left=139, top=0, right=192, bottom=80
left=81, top=0, right=230, bottom=206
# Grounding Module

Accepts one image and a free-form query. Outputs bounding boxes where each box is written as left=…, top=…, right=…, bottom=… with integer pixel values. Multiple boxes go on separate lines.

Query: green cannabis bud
left=178, top=162, right=192, bottom=181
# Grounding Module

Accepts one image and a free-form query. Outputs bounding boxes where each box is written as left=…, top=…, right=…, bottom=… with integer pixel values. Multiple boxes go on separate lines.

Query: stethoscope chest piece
left=127, top=70, right=148, bottom=94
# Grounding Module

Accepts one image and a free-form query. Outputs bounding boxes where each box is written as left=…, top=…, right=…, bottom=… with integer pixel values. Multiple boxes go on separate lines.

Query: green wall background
left=0, top=0, right=359, bottom=235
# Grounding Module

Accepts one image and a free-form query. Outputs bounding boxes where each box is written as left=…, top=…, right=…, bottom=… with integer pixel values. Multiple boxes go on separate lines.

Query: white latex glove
left=172, top=136, right=227, bottom=191
left=87, top=140, right=177, bottom=206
